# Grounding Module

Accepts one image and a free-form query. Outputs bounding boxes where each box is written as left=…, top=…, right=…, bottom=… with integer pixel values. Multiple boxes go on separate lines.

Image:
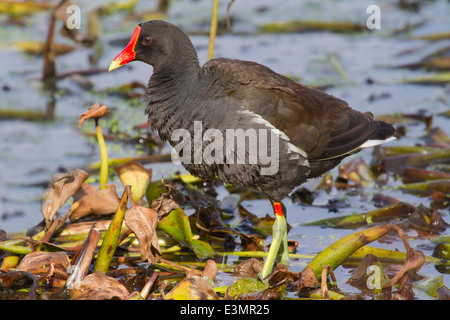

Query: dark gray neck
left=145, top=65, right=200, bottom=141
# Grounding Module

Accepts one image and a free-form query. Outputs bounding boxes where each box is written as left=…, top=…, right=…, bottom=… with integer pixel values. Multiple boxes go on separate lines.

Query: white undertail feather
left=358, top=136, right=396, bottom=149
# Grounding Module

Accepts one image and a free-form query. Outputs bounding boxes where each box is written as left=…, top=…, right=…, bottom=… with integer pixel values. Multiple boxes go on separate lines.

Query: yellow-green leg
left=260, top=201, right=289, bottom=279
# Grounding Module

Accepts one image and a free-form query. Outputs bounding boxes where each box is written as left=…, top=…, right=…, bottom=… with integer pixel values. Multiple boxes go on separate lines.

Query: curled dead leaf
left=338, top=157, right=375, bottom=187
left=70, top=183, right=120, bottom=222
left=41, top=169, right=89, bottom=227
left=408, top=204, right=448, bottom=234
left=124, top=204, right=161, bottom=263
left=202, top=260, right=218, bottom=282
left=233, top=258, right=264, bottom=278
left=78, top=103, right=109, bottom=128
left=240, top=233, right=265, bottom=252
left=69, top=271, right=130, bottom=300
left=16, top=251, right=70, bottom=280
left=151, top=182, right=186, bottom=219
left=298, top=267, right=320, bottom=291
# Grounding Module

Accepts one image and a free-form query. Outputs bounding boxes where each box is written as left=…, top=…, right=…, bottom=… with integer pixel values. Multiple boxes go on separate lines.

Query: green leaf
left=414, top=276, right=444, bottom=298
left=305, top=225, right=392, bottom=279
left=225, top=278, right=267, bottom=300
left=158, top=208, right=214, bottom=259
left=145, top=179, right=166, bottom=205
left=191, top=239, right=215, bottom=259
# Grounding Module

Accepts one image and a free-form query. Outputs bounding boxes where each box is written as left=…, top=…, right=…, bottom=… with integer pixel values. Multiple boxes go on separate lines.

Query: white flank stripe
left=239, top=110, right=309, bottom=166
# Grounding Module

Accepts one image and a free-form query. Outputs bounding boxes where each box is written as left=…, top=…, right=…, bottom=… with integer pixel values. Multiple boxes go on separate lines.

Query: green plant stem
left=0, top=244, right=32, bottom=255
left=95, top=119, right=108, bottom=187
left=93, top=186, right=129, bottom=273
left=208, top=0, right=219, bottom=60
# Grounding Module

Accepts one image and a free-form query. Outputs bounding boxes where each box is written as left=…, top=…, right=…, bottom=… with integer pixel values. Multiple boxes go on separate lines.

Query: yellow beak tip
left=108, top=60, right=121, bottom=72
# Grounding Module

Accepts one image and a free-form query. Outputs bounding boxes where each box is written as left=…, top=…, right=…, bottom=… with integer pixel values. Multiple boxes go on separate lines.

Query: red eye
left=142, top=36, right=152, bottom=46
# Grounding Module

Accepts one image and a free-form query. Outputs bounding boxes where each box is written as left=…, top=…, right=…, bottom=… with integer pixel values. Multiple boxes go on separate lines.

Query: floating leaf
left=225, top=277, right=267, bottom=300
left=400, top=72, right=450, bottom=86
left=412, top=32, right=450, bottom=42
left=0, top=0, right=55, bottom=15
left=414, top=276, right=444, bottom=298
left=304, top=202, right=415, bottom=228
left=0, top=109, right=50, bottom=121
left=308, top=289, right=345, bottom=300
left=12, top=41, right=76, bottom=55
left=382, top=149, right=450, bottom=173
left=164, top=275, right=218, bottom=300
left=96, top=0, right=139, bottom=15
left=403, top=167, right=450, bottom=182
left=260, top=20, right=365, bottom=33
left=392, top=46, right=450, bottom=71
left=399, top=179, right=450, bottom=194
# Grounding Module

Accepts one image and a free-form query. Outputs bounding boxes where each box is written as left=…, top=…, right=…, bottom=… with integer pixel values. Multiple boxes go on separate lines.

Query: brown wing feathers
left=314, top=110, right=380, bottom=161
left=206, top=58, right=394, bottom=163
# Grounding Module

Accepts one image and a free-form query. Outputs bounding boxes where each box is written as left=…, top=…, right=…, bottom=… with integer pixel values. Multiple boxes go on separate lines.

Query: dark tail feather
left=373, top=120, right=395, bottom=140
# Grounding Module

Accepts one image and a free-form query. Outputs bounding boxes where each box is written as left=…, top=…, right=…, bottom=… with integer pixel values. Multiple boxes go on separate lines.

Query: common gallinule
left=109, top=20, right=395, bottom=279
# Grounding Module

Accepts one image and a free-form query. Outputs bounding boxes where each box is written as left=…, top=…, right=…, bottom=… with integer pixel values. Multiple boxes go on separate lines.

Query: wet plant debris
left=1, top=0, right=450, bottom=301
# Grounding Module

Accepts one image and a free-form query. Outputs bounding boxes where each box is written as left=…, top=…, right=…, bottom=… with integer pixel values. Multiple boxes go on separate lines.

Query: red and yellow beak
left=108, top=26, right=141, bottom=72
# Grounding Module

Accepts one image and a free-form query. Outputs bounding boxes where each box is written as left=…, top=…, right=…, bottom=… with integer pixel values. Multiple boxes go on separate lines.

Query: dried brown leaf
left=164, top=275, right=218, bottom=300
left=338, top=157, right=375, bottom=187
left=347, top=254, right=378, bottom=286
left=70, top=271, right=130, bottom=300
left=240, top=233, right=265, bottom=251
left=191, top=195, right=225, bottom=231
left=0, top=229, right=7, bottom=241
left=408, top=204, right=448, bottom=234
left=298, top=267, right=320, bottom=290
left=426, top=127, right=450, bottom=148
left=151, top=182, right=186, bottom=219
left=233, top=258, right=264, bottom=278
left=437, top=286, right=450, bottom=300
left=0, top=271, right=39, bottom=300
left=52, top=0, right=73, bottom=22
left=202, top=260, right=218, bottom=282
left=124, top=205, right=161, bottom=263
left=381, top=225, right=426, bottom=299
left=70, top=183, right=120, bottom=222
left=78, top=103, right=109, bottom=128
left=41, top=169, right=89, bottom=227
left=16, top=251, right=70, bottom=279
